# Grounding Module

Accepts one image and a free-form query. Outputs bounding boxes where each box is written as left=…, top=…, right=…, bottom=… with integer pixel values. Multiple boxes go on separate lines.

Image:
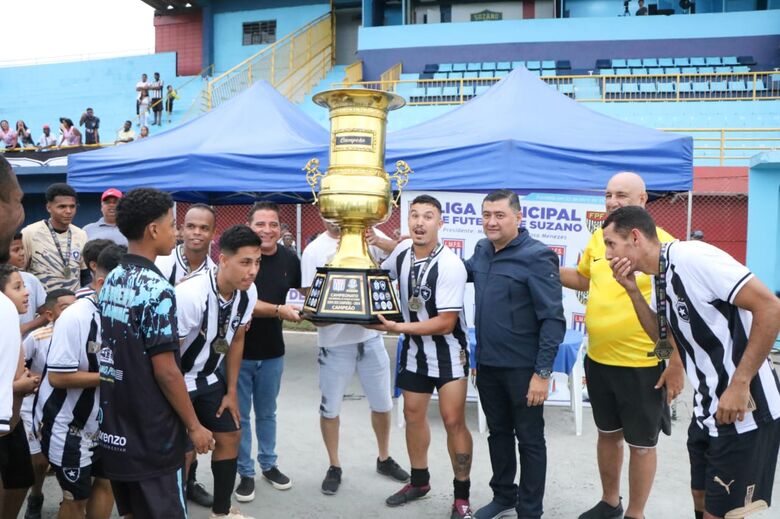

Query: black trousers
left=477, top=365, right=546, bottom=519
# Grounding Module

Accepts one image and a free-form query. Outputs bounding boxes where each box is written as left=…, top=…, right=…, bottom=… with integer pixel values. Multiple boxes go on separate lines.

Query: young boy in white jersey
left=36, top=245, right=125, bottom=519
left=176, top=224, right=260, bottom=519
left=21, top=288, right=76, bottom=519
left=9, top=232, right=49, bottom=336
left=74, top=238, right=114, bottom=300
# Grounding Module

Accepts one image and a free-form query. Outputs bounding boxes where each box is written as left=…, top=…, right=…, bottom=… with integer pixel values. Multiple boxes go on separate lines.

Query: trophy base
left=302, top=267, right=403, bottom=325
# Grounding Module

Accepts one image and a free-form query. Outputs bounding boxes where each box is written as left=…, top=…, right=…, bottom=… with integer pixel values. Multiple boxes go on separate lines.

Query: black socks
left=453, top=478, right=470, bottom=500
left=212, top=458, right=238, bottom=515
left=410, top=467, right=430, bottom=487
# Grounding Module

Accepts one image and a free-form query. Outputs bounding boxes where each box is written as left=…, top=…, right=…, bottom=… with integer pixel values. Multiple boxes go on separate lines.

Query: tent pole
left=686, top=191, right=693, bottom=241
left=296, top=203, right=302, bottom=255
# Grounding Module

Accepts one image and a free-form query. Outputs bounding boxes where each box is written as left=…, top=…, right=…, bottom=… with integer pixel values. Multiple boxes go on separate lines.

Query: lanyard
left=655, top=243, right=669, bottom=342
left=408, top=244, right=441, bottom=298
left=211, top=271, right=235, bottom=340
left=45, top=219, right=72, bottom=273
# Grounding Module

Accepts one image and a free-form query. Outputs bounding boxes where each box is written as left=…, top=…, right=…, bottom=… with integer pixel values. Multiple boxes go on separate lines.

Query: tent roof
left=67, top=81, right=329, bottom=203
left=385, top=68, right=692, bottom=192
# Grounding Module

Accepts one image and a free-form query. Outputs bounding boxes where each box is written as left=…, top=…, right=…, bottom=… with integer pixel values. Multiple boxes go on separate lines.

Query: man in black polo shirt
left=234, top=202, right=302, bottom=503
left=98, top=188, right=214, bottom=519
left=465, top=190, right=566, bottom=519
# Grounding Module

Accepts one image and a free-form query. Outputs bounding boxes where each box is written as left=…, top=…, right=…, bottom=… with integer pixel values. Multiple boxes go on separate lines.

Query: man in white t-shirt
left=301, top=219, right=410, bottom=496
left=135, top=73, right=148, bottom=119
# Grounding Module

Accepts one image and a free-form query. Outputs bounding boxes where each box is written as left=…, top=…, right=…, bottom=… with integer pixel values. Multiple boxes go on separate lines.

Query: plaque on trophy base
left=302, top=268, right=403, bottom=324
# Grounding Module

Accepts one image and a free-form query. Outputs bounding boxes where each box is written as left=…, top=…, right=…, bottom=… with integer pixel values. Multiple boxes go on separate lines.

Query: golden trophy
left=301, top=89, right=411, bottom=324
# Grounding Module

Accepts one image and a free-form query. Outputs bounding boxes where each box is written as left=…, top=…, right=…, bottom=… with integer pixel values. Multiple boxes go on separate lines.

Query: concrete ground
left=24, top=332, right=780, bottom=518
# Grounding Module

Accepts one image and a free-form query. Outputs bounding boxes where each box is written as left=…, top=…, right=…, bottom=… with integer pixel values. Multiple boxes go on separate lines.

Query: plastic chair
left=612, top=58, right=627, bottom=68
left=439, top=63, right=453, bottom=72
left=542, top=60, right=556, bottom=70
left=467, top=63, right=481, bottom=71
left=705, top=56, right=722, bottom=65
left=511, top=61, right=525, bottom=70
left=690, top=57, right=706, bottom=66
left=496, top=61, right=512, bottom=71
left=481, top=62, right=496, bottom=71
left=452, top=63, right=467, bottom=72
left=673, top=57, right=689, bottom=66
left=658, top=58, right=674, bottom=67
left=627, top=58, right=642, bottom=68
left=642, top=58, right=659, bottom=67
left=631, top=68, right=648, bottom=76
left=526, top=60, right=541, bottom=70
left=723, top=56, right=739, bottom=65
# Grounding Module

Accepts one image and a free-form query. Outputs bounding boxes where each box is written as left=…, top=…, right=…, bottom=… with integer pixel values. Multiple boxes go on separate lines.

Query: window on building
left=242, top=20, right=277, bottom=45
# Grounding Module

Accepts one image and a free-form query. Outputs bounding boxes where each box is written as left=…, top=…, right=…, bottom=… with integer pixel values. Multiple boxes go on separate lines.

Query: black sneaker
left=187, top=480, right=214, bottom=508
left=234, top=476, right=255, bottom=503
left=578, top=498, right=624, bottom=519
left=24, top=494, right=44, bottom=519
left=376, top=457, right=410, bottom=482
left=262, top=466, right=292, bottom=490
left=321, top=466, right=342, bottom=495
left=385, top=483, right=431, bottom=507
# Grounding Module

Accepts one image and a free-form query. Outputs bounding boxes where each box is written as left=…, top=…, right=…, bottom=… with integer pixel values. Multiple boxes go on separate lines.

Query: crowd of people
left=0, top=72, right=178, bottom=152
left=0, top=155, right=779, bottom=519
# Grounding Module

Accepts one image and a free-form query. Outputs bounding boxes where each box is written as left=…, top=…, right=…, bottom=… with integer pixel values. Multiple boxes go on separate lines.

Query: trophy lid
left=313, top=88, right=405, bottom=112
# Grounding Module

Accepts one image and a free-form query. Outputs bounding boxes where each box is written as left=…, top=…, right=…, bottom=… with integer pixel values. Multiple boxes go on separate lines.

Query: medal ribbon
left=408, top=243, right=442, bottom=300
left=45, top=219, right=72, bottom=274
left=211, top=270, right=235, bottom=344
left=655, top=243, right=669, bottom=343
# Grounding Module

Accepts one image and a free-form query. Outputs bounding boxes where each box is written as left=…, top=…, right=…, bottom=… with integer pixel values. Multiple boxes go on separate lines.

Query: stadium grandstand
left=2, top=0, right=779, bottom=262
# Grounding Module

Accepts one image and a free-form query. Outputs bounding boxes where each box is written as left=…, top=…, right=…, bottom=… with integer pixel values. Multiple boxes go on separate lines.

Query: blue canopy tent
left=386, top=68, right=693, bottom=192
left=67, top=81, right=329, bottom=203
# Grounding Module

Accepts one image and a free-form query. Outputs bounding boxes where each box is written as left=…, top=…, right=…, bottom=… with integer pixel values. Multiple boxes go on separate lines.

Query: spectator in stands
left=149, top=72, right=164, bottom=126
left=166, top=85, right=178, bottom=124
left=281, top=231, right=296, bottom=253
left=0, top=120, right=18, bottom=149
left=79, top=108, right=100, bottom=145
left=115, top=121, right=135, bottom=144
left=636, top=0, right=648, bottom=15
left=138, top=89, right=150, bottom=128
left=15, top=121, right=35, bottom=149
left=135, top=73, right=148, bottom=118
left=139, top=126, right=150, bottom=139
left=83, top=188, right=128, bottom=246
left=37, top=125, right=58, bottom=150
left=58, top=118, right=82, bottom=147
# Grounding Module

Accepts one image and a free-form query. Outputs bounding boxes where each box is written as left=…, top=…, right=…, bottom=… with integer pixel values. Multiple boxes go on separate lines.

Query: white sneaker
left=209, top=508, right=256, bottom=519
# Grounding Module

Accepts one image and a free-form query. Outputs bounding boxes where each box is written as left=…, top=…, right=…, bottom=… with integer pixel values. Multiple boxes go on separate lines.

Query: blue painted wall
left=746, top=152, right=780, bottom=297
left=564, top=0, right=763, bottom=17
left=212, top=2, right=329, bottom=72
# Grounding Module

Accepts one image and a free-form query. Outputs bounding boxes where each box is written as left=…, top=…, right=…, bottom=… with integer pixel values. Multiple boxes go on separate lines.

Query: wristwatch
left=535, top=369, right=552, bottom=379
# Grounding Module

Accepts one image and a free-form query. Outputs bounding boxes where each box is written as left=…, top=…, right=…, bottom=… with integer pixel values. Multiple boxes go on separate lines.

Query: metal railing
left=203, top=13, right=333, bottom=111
left=661, top=128, right=780, bottom=166
left=343, top=61, right=363, bottom=85
left=379, top=63, right=403, bottom=92
left=332, top=71, right=780, bottom=104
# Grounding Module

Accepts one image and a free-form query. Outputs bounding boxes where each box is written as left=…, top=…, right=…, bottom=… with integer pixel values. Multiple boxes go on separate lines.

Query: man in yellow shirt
left=561, top=172, right=684, bottom=519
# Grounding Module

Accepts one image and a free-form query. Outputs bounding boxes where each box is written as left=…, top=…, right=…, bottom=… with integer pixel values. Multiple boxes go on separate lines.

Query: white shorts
left=21, top=408, right=41, bottom=455
left=318, top=336, right=393, bottom=419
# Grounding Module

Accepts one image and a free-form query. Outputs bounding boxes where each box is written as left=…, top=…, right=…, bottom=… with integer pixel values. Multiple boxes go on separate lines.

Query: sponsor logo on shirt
left=676, top=299, right=690, bottom=322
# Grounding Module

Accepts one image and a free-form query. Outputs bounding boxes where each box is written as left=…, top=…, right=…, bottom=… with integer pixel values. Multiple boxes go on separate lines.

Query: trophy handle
left=303, top=158, right=324, bottom=204
left=388, top=160, right=413, bottom=207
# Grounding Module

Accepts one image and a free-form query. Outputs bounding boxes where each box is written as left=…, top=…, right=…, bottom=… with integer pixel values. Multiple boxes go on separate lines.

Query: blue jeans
left=237, top=356, right=284, bottom=477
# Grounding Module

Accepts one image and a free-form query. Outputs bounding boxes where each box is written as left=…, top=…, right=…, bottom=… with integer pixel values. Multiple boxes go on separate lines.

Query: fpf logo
left=586, top=211, right=607, bottom=233
left=572, top=313, right=586, bottom=334
left=548, top=245, right=566, bottom=266
left=443, top=239, right=465, bottom=259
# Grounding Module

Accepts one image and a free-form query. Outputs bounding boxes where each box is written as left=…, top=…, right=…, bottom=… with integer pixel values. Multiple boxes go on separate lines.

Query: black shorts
left=165, top=98, right=174, bottom=112
left=51, top=454, right=106, bottom=501
left=112, top=468, right=187, bottom=519
left=152, top=100, right=163, bottom=113
left=688, top=418, right=780, bottom=518
left=397, top=368, right=464, bottom=394
left=584, top=356, right=671, bottom=447
left=185, top=381, right=239, bottom=451
left=0, top=422, right=34, bottom=489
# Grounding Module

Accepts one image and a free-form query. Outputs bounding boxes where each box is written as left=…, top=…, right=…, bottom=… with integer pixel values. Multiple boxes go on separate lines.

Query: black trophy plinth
left=302, top=267, right=403, bottom=324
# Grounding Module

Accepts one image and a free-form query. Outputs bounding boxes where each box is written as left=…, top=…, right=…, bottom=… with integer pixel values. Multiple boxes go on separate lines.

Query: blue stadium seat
left=442, top=86, right=459, bottom=98
left=682, top=67, right=698, bottom=75
left=678, top=82, right=693, bottom=93
left=631, top=68, right=648, bottom=75
left=464, top=71, right=479, bottom=79
left=605, top=83, right=621, bottom=94
left=690, top=57, right=706, bottom=66
left=475, top=85, right=491, bottom=96
left=541, top=69, right=557, bottom=77
left=601, top=68, right=615, bottom=76
left=623, top=83, right=639, bottom=93
left=596, top=59, right=611, bottom=69
left=755, top=79, right=767, bottom=91
left=426, top=86, right=443, bottom=97
left=453, top=63, right=467, bottom=72
left=482, top=62, right=496, bottom=71
left=673, top=57, right=689, bottom=66
left=705, top=57, right=722, bottom=65
left=467, top=63, right=481, bottom=71
left=710, top=81, right=729, bottom=92
left=648, top=68, right=665, bottom=75
left=715, top=66, right=733, bottom=74
left=657, top=82, right=676, bottom=93
left=556, top=60, right=572, bottom=71
left=723, top=56, right=739, bottom=65
left=526, top=60, right=542, bottom=70
left=692, top=82, right=710, bottom=93
left=423, top=64, right=439, bottom=73
left=462, top=84, right=476, bottom=97
left=542, top=60, right=556, bottom=69
left=478, top=70, right=495, bottom=78
left=733, top=66, right=750, bottom=73
left=530, top=69, right=543, bottom=76
left=627, top=58, right=642, bottom=67
left=439, top=63, right=453, bottom=72
left=728, top=80, right=747, bottom=91
left=639, top=83, right=657, bottom=93
left=642, top=58, right=659, bottom=67
left=433, top=72, right=448, bottom=80
left=557, top=83, right=575, bottom=95
left=612, top=58, right=627, bottom=68
left=658, top=58, right=674, bottom=67
left=496, top=61, right=512, bottom=71
left=410, top=87, right=427, bottom=100
left=616, top=68, right=631, bottom=75
left=698, top=66, right=715, bottom=74
left=449, top=71, right=464, bottom=79
left=511, top=61, right=525, bottom=70
left=495, top=70, right=509, bottom=78
left=665, top=67, right=681, bottom=75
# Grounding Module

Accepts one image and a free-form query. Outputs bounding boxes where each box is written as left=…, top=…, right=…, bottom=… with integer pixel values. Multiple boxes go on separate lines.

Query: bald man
left=561, top=172, right=684, bottom=519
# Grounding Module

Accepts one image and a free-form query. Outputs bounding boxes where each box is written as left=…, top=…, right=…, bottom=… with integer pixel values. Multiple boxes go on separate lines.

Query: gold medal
left=653, top=339, right=673, bottom=360
left=408, top=297, right=422, bottom=312
left=62, top=266, right=71, bottom=279
left=212, top=337, right=230, bottom=355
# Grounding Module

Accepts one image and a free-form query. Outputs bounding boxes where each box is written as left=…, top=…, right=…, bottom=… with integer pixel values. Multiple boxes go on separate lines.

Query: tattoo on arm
left=454, top=453, right=472, bottom=479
